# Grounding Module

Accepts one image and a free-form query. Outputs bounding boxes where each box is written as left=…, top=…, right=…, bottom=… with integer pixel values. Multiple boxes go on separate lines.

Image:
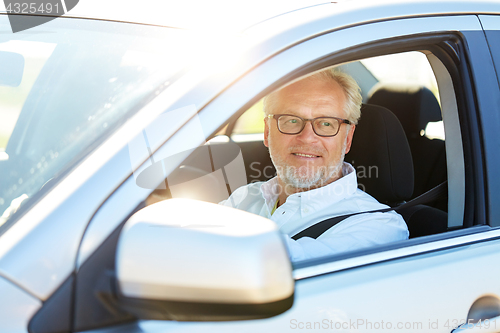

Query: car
left=1, top=0, right=500, bottom=332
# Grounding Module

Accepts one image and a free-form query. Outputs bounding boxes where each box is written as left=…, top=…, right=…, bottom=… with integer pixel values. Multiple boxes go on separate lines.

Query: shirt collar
left=260, top=162, right=358, bottom=216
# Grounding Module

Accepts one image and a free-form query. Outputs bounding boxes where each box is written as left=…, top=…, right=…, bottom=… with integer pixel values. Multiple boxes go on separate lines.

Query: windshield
left=0, top=15, right=197, bottom=229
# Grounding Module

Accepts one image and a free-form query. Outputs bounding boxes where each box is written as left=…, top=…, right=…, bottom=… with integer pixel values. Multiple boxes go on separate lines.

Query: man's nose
left=296, top=121, right=318, bottom=143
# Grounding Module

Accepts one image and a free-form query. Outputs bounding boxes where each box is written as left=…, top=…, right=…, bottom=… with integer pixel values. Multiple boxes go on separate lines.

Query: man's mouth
left=292, top=153, right=321, bottom=158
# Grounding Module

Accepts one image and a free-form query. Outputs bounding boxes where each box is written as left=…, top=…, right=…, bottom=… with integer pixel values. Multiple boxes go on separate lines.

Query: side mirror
left=115, top=198, right=294, bottom=321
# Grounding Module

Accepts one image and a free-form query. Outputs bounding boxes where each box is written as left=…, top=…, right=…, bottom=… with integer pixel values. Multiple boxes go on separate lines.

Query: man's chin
left=281, top=173, right=329, bottom=190
left=280, top=165, right=343, bottom=189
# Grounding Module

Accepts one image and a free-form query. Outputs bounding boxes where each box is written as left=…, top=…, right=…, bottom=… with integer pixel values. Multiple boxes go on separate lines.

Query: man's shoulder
left=347, top=189, right=407, bottom=226
left=322, top=189, right=408, bottom=238
left=347, top=188, right=391, bottom=210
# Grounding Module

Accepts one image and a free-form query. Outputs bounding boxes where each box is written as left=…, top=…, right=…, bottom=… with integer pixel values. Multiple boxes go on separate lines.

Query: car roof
left=46, top=0, right=332, bottom=31
left=3, top=0, right=500, bottom=33
left=44, top=0, right=500, bottom=32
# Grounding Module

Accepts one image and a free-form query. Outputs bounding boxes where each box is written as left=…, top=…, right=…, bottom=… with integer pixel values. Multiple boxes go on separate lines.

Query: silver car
left=1, top=0, right=500, bottom=332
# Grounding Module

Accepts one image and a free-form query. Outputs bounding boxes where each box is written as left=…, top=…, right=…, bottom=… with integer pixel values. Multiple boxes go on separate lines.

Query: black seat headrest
left=368, top=83, right=441, bottom=139
left=345, top=104, right=414, bottom=204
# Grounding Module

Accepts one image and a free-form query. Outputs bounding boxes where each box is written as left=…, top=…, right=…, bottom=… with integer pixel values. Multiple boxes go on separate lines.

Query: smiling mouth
left=293, top=153, right=320, bottom=158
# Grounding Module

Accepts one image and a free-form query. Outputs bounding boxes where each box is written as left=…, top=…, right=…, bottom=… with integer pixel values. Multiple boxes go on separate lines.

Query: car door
left=32, top=8, right=500, bottom=333
left=133, top=14, right=498, bottom=333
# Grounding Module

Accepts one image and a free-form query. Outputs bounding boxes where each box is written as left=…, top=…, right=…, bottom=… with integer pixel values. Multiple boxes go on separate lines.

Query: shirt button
left=282, top=211, right=285, bottom=215
left=304, top=208, right=309, bottom=213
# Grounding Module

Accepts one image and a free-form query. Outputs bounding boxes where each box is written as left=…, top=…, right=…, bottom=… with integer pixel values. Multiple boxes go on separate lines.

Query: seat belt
left=291, top=181, right=447, bottom=240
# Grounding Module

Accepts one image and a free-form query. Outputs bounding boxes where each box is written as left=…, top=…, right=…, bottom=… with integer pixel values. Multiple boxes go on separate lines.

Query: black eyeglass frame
left=267, top=114, right=351, bottom=137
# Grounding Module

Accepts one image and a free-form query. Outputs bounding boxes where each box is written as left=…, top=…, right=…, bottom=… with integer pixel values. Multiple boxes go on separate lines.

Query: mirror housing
left=115, top=198, right=294, bottom=321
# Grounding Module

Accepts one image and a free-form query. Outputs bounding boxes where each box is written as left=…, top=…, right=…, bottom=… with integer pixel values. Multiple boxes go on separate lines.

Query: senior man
left=220, top=69, right=409, bottom=262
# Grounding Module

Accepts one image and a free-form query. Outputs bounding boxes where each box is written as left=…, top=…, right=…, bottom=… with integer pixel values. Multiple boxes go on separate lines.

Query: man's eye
left=321, top=122, right=331, bottom=127
left=289, top=119, right=298, bottom=124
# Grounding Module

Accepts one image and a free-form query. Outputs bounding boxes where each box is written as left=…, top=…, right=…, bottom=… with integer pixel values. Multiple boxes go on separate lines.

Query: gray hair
left=263, top=68, right=362, bottom=124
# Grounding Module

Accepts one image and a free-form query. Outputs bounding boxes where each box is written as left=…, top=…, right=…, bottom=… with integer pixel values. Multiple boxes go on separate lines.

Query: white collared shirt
left=220, top=162, right=409, bottom=262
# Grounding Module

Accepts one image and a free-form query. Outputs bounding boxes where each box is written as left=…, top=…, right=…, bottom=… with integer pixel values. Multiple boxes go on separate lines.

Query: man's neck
left=276, top=170, right=343, bottom=208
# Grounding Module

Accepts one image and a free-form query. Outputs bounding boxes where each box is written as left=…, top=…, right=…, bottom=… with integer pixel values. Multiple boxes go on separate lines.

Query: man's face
left=264, top=77, right=355, bottom=189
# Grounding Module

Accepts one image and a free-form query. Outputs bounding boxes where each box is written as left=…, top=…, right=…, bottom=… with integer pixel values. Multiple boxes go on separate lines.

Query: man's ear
left=264, top=118, right=270, bottom=147
left=343, top=124, right=356, bottom=154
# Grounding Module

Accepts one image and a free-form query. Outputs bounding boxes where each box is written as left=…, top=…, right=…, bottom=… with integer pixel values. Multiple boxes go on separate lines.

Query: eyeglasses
left=267, top=114, right=351, bottom=137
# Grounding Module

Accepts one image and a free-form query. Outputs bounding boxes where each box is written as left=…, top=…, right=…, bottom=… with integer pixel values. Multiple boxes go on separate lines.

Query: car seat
left=345, top=104, right=447, bottom=238
left=367, top=83, right=447, bottom=210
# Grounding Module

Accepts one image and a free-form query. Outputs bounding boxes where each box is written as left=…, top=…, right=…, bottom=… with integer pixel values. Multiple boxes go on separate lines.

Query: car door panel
left=86, top=234, right=500, bottom=333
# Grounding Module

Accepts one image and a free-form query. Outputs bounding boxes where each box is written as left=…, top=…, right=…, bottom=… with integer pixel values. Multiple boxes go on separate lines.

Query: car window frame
left=475, top=14, right=500, bottom=228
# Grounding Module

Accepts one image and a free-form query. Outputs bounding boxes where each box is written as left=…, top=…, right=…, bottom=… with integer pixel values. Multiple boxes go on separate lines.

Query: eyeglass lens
left=277, top=115, right=340, bottom=136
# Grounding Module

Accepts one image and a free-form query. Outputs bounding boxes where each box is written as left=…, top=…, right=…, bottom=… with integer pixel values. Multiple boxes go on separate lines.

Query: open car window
left=141, top=44, right=470, bottom=265
left=224, top=51, right=447, bottom=199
